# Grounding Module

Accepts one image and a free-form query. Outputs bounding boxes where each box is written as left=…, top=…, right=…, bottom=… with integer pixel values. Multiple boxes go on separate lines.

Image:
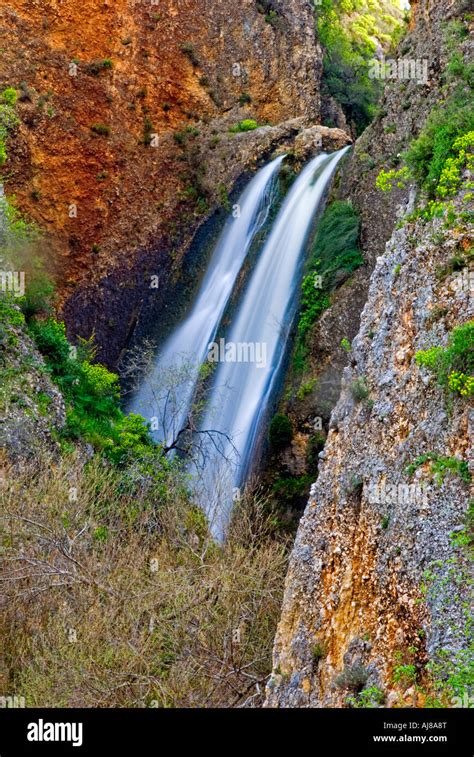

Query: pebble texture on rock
left=266, top=186, right=473, bottom=708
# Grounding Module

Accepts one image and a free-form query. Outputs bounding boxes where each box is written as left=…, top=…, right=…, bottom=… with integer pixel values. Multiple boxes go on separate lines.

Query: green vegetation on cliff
left=316, top=0, right=405, bottom=133
left=376, top=14, right=474, bottom=218
left=27, top=317, right=159, bottom=463
left=294, top=199, right=364, bottom=372
left=269, top=413, right=293, bottom=451
left=416, top=321, right=474, bottom=399
left=0, top=87, right=19, bottom=165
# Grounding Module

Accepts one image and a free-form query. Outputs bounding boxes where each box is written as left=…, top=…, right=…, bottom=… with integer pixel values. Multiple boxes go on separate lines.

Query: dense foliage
left=376, top=17, right=474, bottom=207
left=28, top=317, right=159, bottom=463
left=269, top=413, right=293, bottom=450
left=294, top=199, right=363, bottom=371
left=0, top=87, right=19, bottom=165
left=316, top=0, right=404, bottom=134
left=416, top=321, right=474, bottom=398
left=405, top=86, right=474, bottom=198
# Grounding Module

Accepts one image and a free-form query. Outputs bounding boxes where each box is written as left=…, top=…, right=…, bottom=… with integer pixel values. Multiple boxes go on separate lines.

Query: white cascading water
left=192, top=147, right=350, bottom=536
left=128, top=154, right=285, bottom=446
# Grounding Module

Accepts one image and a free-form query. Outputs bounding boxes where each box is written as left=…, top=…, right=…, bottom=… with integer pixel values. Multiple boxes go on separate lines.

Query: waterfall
left=128, top=154, right=285, bottom=446
left=192, top=147, right=350, bottom=535
left=129, top=146, right=349, bottom=537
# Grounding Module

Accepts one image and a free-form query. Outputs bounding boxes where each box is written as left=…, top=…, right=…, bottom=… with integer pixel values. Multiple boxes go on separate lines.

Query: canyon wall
left=267, top=185, right=473, bottom=707
left=282, top=0, right=469, bottom=473
left=267, top=0, right=473, bottom=708
left=0, top=0, right=322, bottom=365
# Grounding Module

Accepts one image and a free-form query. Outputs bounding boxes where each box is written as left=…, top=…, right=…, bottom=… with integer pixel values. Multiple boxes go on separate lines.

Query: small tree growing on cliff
left=120, top=340, right=239, bottom=472
left=269, top=413, right=293, bottom=451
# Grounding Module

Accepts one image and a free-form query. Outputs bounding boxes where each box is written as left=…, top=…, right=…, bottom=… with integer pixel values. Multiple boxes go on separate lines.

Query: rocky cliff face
left=266, top=182, right=473, bottom=707
left=266, top=0, right=473, bottom=707
left=0, top=0, right=322, bottom=365
left=283, top=0, right=470, bottom=471
left=0, top=305, right=66, bottom=462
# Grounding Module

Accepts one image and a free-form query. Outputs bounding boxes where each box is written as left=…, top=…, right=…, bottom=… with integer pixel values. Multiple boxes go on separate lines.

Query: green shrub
left=341, top=337, right=351, bottom=352
left=427, top=643, right=474, bottom=707
left=296, top=377, right=317, bottom=401
left=173, top=125, right=200, bottom=148
left=271, top=474, right=314, bottom=507
left=229, top=119, right=259, bottom=133
left=86, top=59, right=113, bottom=76
left=19, top=272, right=55, bottom=319
left=347, top=686, right=385, bottom=708
left=335, top=664, right=369, bottom=691
left=306, top=432, right=326, bottom=473
left=0, top=195, right=39, bottom=276
left=181, top=42, right=199, bottom=67
left=1, top=87, right=17, bottom=106
left=142, top=117, right=155, bottom=146
left=91, top=123, right=111, bottom=136
left=265, top=9, right=279, bottom=26
left=239, top=92, right=252, bottom=105
left=308, top=200, right=363, bottom=281
left=297, top=278, right=330, bottom=344
left=28, top=318, right=71, bottom=367
left=415, top=321, right=474, bottom=397
left=294, top=200, right=363, bottom=370
left=28, top=318, right=154, bottom=463
left=0, top=195, right=54, bottom=323
left=405, top=98, right=474, bottom=197
left=443, top=19, right=469, bottom=52
left=375, top=166, right=410, bottom=192
left=436, top=131, right=474, bottom=198
left=393, top=663, right=417, bottom=687
left=0, top=296, right=25, bottom=333
left=350, top=376, right=369, bottom=402
left=312, top=642, right=327, bottom=662
left=0, top=105, right=19, bottom=132
left=316, top=0, right=403, bottom=134
left=269, top=413, right=293, bottom=450
left=406, top=453, right=471, bottom=486
left=0, top=89, right=20, bottom=166
left=377, top=61, right=474, bottom=203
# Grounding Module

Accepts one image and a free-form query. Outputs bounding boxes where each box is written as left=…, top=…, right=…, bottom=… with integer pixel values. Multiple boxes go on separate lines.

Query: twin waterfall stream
left=129, top=147, right=350, bottom=536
